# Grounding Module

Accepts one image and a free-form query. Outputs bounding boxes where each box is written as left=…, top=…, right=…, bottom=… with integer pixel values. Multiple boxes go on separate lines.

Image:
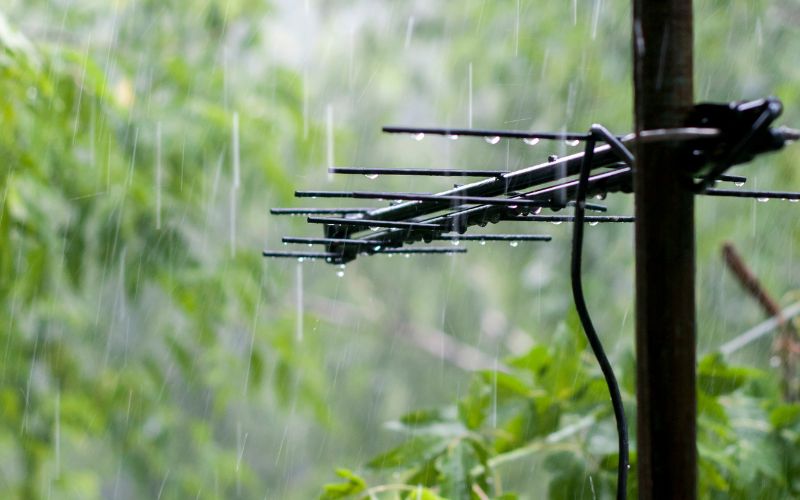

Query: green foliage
left=321, top=345, right=800, bottom=498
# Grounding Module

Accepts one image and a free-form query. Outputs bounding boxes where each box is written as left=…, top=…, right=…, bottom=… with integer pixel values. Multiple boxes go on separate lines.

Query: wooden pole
left=632, top=1, right=697, bottom=498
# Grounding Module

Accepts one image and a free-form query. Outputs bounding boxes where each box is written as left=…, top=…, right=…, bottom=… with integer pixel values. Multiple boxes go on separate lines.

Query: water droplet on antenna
left=364, top=173, right=379, bottom=180
left=509, top=241, right=519, bottom=247
left=414, top=133, right=425, bottom=141
left=485, top=136, right=501, bottom=145
left=523, top=138, right=540, bottom=146
left=756, top=197, right=769, bottom=203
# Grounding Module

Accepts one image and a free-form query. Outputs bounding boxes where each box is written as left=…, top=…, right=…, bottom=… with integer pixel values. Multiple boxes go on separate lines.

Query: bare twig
left=721, top=242, right=799, bottom=400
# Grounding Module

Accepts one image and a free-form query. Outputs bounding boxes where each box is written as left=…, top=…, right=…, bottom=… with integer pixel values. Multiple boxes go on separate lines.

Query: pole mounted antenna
left=263, top=90, right=799, bottom=499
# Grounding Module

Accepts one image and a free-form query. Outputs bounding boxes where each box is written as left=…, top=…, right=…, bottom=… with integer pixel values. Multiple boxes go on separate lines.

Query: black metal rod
left=306, top=216, right=448, bottom=230
left=328, top=167, right=508, bottom=177
left=262, top=250, right=340, bottom=259
left=504, top=215, right=635, bottom=223
left=296, top=190, right=556, bottom=208
left=284, top=234, right=552, bottom=246
left=377, top=247, right=467, bottom=254
left=282, top=237, right=391, bottom=247
left=382, top=125, right=598, bottom=142
left=270, top=207, right=372, bottom=215
left=435, top=234, right=552, bottom=241
left=703, top=188, right=800, bottom=200
left=715, top=174, right=747, bottom=184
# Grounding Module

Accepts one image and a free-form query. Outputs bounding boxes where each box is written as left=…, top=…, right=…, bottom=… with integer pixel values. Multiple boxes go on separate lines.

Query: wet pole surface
left=632, top=1, right=697, bottom=498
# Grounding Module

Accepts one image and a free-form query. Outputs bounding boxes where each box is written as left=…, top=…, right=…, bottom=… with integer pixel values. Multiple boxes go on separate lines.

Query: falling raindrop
left=468, top=63, right=473, bottom=128
left=326, top=105, right=334, bottom=180
left=296, top=262, right=303, bottom=340
left=232, top=112, right=241, bottom=188
left=414, top=133, right=425, bottom=141
left=523, top=138, right=540, bottom=146
left=485, top=136, right=501, bottom=145
left=405, top=16, right=415, bottom=48
left=155, top=121, right=162, bottom=230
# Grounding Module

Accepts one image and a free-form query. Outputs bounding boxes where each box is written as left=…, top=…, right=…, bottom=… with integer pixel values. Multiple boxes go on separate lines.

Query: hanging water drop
left=789, top=198, right=799, bottom=203
left=479, top=240, right=486, bottom=246
left=448, top=134, right=459, bottom=141
left=594, top=193, right=606, bottom=200
left=756, top=197, right=769, bottom=203
left=589, top=221, right=599, bottom=226
left=734, top=181, right=745, bottom=187
left=336, top=270, right=344, bottom=278
left=364, top=173, right=379, bottom=180
left=551, top=221, right=562, bottom=225
left=533, top=207, right=543, bottom=215
left=509, top=241, right=519, bottom=247
left=565, top=139, right=580, bottom=147
left=414, top=133, right=425, bottom=141
left=485, top=136, right=501, bottom=145
left=523, top=138, right=540, bottom=146
left=297, top=257, right=305, bottom=263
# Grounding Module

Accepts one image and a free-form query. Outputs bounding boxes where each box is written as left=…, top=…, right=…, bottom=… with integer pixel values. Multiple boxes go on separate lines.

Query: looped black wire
left=570, top=126, right=630, bottom=500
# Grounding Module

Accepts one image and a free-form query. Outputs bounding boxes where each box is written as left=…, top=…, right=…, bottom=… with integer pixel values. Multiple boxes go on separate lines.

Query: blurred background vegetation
left=1, top=0, right=799, bottom=498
